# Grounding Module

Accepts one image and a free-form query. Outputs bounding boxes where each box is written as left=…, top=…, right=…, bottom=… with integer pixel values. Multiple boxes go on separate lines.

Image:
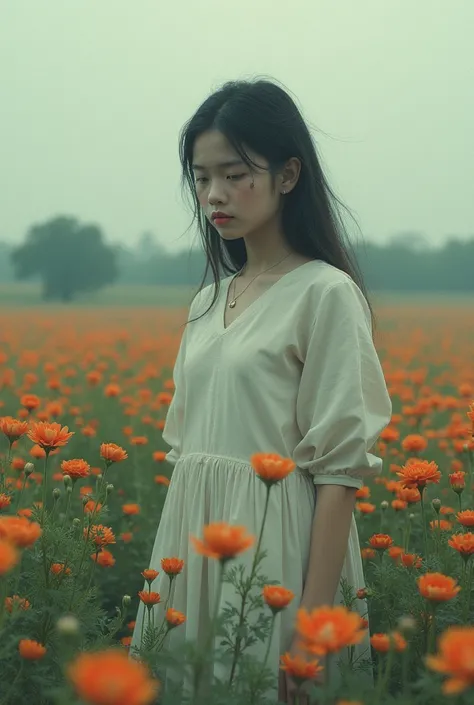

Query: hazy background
left=2, top=0, right=473, bottom=254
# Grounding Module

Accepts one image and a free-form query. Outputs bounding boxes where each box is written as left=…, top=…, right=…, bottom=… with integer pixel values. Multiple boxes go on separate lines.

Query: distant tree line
left=1, top=215, right=473, bottom=301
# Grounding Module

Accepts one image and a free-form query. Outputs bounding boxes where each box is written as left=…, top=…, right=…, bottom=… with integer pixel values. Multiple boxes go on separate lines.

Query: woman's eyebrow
left=191, top=159, right=245, bottom=170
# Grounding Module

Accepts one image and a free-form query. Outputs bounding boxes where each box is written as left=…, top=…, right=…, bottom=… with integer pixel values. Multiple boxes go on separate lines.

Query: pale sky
left=1, top=1, right=473, bottom=252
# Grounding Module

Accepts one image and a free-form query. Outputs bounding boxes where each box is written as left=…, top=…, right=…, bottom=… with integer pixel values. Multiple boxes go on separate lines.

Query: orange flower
left=296, top=605, right=367, bottom=655
left=380, top=426, right=400, bottom=443
left=368, top=534, right=394, bottom=551
left=396, top=486, right=421, bottom=503
left=166, top=608, right=186, bottom=627
left=386, top=480, right=403, bottom=493
left=426, top=625, right=474, bottom=694
left=190, top=522, right=255, bottom=561
left=457, top=510, right=474, bottom=527
left=61, top=458, right=91, bottom=480
left=0, top=539, right=19, bottom=575
left=100, top=442, right=128, bottom=464
left=67, top=648, right=160, bottom=705
left=84, top=500, right=103, bottom=514
left=138, top=591, right=161, bottom=606
left=430, top=519, right=453, bottom=532
left=467, top=402, right=474, bottom=428
left=92, top=550, right=116, bottom=567
left=401, top=434, right=428, bottom=453
left=449, top=471, right=466, bottom=492
left=396, top=459, right=441, bottom=489
left=20, top=394, right=40, bottom=411
left=262, top=585, right=295, bottom=613
left=388, top=546, right=404, bottom=561
left=399, top=552, right=422, bottom=569
left=86, top=524, right=116, bottom=547
left=251, top=452, right=296, bottom=486
left=19, top=639, right=46, bottom=660
left=370, top=631, right=407, bottom=652
left=154, top=474, right=170, bottom=486
left=448, top=533, right=474, bottom=558
left=30, top=444, right=46, bottom=459
left=361, top=548, right=376, bottom=560
left=391, top=499, right=408, bottom=511
left=355, top=485, right=370, bottom=499
left=5, top=595, right=31, bottom=612
left=0, top=416, right=30, bottom=442
left=131, top=436, right=148, bottom=446
left=122, top=503, right=140, bottom=515
left=356, top=502, right=376, bottom=514
left=142, top=569, right=159, bottom=582
left=417, top=572, right=461, bottom=602
left=0, top=516, right=42, bottom=548
left=161, top=557, right=184, bottom=575
left=28, top=421, right=74, bottom=450
left=280, top=652, right=323, bottom=684
left=0, top=494, right=12, bottom=510
left=105, top=383, right=121, bottom=397
left=50, top=563, right=72, bottom=576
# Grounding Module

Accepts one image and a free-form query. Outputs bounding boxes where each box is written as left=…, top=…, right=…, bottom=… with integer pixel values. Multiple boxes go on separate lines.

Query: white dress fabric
left=131, top=260, right=392, bottom=697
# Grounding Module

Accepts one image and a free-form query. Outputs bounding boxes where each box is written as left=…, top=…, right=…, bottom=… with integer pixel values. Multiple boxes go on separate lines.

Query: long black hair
left=178, top=77, right=373, bottom=329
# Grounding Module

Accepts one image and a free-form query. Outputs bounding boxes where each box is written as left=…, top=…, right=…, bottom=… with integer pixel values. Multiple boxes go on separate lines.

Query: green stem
left=147, top=575, right=176, bottom=651
left=462, top=558, right=472, bottom=622
left=40, top=451, right=50, bottom=527
left=193, top=560, right=224, bottom=702
left=0, top=576, right=8, bottom=631
left=321, top=653, right=332, bottom=705
left=68, top=514, right=93, bottom=610
left=427, top=606, right=437, bottom=654
left=404, top=513, right=412, bottom=552
left=0, top=661, right=23, bottom=705
left=228, top=485, right=272, bottom=686
left=374, top=647, right=394, bottom=705
left=420, top=488, right=428, bottom=558
left=14, top=475, right=28, bottom=513
left=401, top=642, right=410, bottom=694
left=61, top=489, right=72, bottom=527
left=261, top=613, right=277, bottom=671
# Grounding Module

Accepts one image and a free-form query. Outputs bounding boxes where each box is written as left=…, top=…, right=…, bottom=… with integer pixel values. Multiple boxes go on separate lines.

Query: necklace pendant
left=229, top=300, right=236, bottom=308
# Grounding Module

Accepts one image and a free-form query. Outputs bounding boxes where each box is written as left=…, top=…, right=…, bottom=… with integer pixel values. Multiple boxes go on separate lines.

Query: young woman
left=132, top=78, right=392, bottom=704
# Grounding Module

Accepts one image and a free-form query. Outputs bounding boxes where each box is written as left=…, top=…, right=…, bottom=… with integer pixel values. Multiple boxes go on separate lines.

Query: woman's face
left=191, top=130, right=284, bottom=242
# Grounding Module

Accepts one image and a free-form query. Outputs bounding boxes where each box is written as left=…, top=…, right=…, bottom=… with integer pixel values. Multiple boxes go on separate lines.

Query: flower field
left=0, top=298, right=473, bottom=705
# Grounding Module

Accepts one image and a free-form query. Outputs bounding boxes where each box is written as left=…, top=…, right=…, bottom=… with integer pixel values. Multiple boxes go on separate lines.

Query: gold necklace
left=228, top=252, right=293, bottom=308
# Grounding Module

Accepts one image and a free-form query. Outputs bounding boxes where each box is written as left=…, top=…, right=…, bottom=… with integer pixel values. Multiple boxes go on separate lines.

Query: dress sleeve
left=292, top=279, right=392, bottom=489
left=161, top=320, right=189, bottom=467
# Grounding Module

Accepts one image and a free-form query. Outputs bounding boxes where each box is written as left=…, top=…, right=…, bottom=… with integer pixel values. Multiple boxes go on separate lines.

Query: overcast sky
left=1, top=1, right=473, bottom=252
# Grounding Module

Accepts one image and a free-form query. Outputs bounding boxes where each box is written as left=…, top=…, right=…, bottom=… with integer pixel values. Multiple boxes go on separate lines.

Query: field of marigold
left=0, top=299, right=473, bottom=705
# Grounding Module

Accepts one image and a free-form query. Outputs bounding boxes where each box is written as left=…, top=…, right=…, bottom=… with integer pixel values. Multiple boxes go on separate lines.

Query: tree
left=11, top=216, right=118, bottom=301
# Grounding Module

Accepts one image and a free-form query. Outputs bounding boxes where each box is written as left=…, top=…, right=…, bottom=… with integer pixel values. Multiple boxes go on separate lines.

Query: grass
left=0, top=281, right=473, bottom=309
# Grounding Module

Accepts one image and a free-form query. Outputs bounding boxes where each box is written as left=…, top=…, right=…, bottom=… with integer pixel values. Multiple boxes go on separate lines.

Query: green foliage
left=10, top=216, right=118, bottom=301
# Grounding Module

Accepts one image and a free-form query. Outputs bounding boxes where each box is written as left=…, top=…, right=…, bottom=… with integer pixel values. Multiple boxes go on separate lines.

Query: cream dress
left=131, top=260, right=392, bottom=698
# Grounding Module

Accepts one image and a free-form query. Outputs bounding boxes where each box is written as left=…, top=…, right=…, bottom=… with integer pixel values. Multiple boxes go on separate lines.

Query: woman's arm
left=300, top=484, right=358, bottom=608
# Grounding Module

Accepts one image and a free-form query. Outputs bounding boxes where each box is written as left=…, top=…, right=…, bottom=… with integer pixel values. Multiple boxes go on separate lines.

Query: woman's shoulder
left=297, top=260, right=371, bottom=326
left=297, top=260, right=364, bottom=301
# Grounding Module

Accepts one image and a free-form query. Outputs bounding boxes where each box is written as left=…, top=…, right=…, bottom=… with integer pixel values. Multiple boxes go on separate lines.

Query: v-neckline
left=219, top=260, right=318, bottom=334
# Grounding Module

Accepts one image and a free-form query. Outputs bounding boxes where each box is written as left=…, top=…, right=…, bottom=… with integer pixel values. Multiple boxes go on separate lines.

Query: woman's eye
left=227, top=173, right=246, bottom=181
